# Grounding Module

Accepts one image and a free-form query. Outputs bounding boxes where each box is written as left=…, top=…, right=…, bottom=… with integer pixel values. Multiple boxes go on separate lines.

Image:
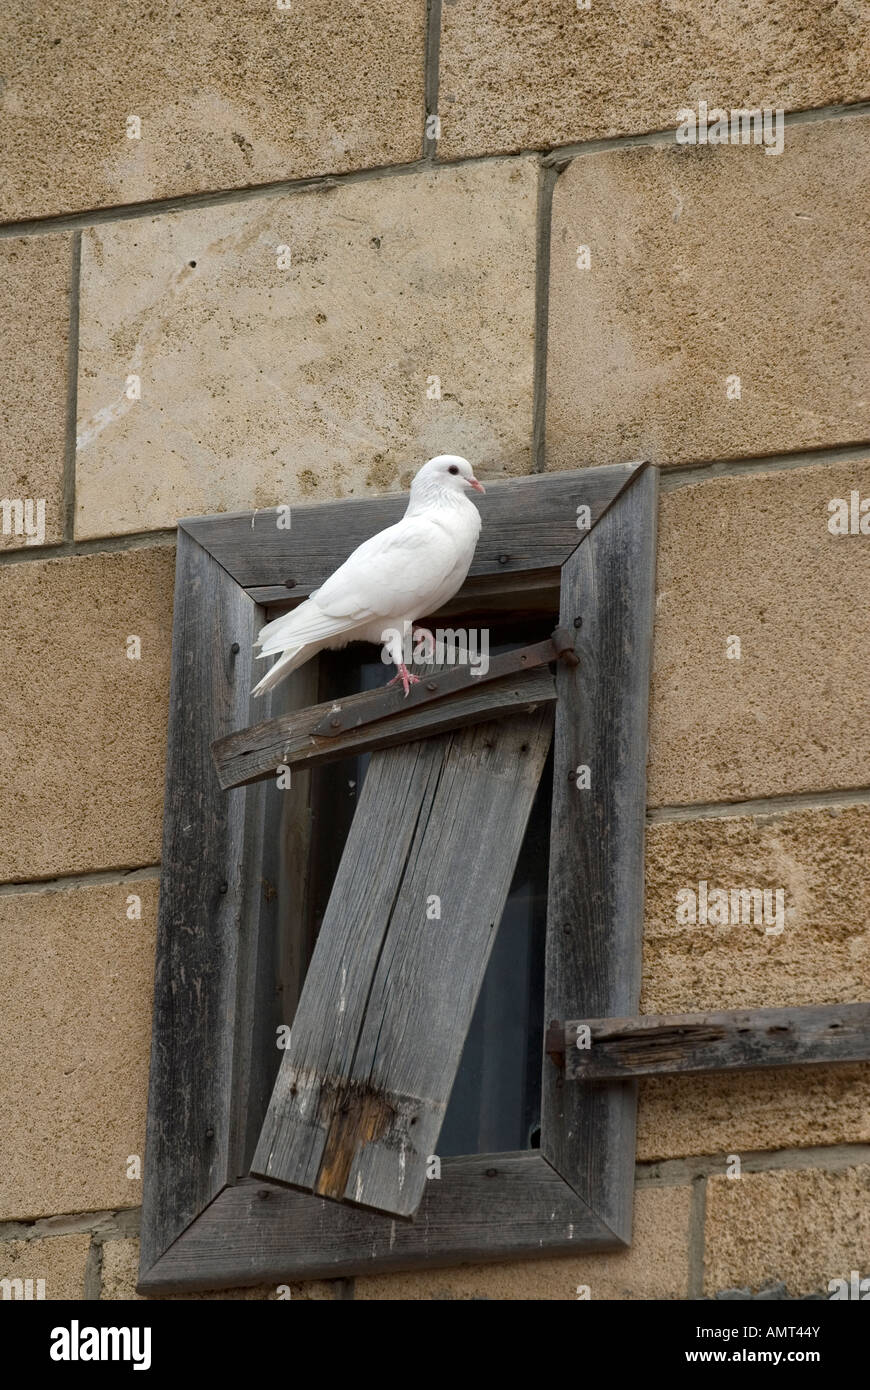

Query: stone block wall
left=1, top=1, right=867, bottom=1299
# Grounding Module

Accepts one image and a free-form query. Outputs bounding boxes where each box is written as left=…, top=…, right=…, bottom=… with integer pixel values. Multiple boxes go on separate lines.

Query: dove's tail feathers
left=255, top=596, right=356, bottom=657
left=251, top=644, right=311, bottom=697
left=254, top=606, right=304, bottom=649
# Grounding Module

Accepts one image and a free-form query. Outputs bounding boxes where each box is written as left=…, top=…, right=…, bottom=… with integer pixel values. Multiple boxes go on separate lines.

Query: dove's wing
left=256, top=515, right=461, bottom=657
left=316, top=516, right=462, bottom=618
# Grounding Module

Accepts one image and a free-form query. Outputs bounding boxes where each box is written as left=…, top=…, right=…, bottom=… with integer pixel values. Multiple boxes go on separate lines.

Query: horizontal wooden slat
left=247, top=567, right=564, bottom=613
left=556, top=1004, right=870, bottom=1080
left=182, top=462, right=643, bottom=592
left=137, top=1156, right=617, bottom=1291
left=211, top=662, right=557, bottom=790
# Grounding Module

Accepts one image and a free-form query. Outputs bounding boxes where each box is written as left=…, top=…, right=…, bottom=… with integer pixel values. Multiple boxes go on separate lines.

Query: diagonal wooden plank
left=542, top=463, right=658, bottom=1242
left=211, top=664, right=557, bottom=790
left=251, top=708, right=554, bottom=1218
left=182, top=462, right=643, bottom=594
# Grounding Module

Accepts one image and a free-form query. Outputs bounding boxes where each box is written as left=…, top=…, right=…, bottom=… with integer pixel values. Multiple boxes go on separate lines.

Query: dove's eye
left=448, top=464, right=459, bottom=475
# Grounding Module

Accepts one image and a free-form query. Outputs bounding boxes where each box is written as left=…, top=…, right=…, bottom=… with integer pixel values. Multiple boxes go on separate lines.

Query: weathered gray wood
left=182, top=462, right=642, bottom=593
left=273, top=662, right=320, bottom=1049
left=140, top=530, right=276, bottom=1273
left=137, top=1155, right=618, bottom=1292
left=234, top=663, right=321, bottom=1176
left=140, top=460, right=658, bottom=1290
left=228, top=687, right=281, bottom=1181
left=251, top=709, right=554, bottom=1218
left=559, top=1004, right=870, bottom=1080
left=248, top=568, right=564, bottom=613
left=541, top=463, right=658, bottom=1244
left=212, top=665, right=557, bottom=790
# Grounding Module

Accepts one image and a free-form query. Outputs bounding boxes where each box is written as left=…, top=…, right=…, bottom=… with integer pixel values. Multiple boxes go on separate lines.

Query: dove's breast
left=416, top=506, right=481, bottom=612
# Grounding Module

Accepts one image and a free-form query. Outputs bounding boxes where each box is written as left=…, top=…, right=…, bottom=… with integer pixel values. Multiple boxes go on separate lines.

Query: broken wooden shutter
left=251, top=705, right=554, bottom=1218
left=140, top=462, right=667, bottom=1292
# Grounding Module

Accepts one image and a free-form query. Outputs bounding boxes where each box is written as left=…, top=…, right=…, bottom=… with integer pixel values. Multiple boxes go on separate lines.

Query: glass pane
left=437, top=749, right=550, bottom=1156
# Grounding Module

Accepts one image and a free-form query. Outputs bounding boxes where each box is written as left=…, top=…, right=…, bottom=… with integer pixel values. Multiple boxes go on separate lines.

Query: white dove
left=251, top=454, right=485, bottom=697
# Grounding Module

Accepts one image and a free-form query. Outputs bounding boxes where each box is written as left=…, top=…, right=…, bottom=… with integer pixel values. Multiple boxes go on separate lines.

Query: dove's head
left=412, top=454, right=486, bottom=502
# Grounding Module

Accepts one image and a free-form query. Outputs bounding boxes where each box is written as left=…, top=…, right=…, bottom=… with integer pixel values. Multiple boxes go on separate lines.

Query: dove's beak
left=469, top=477, right=486, bottom=494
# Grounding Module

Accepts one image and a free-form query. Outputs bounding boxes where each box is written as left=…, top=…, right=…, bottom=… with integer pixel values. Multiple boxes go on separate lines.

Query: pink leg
left=386, top=663, right=421, bottom=697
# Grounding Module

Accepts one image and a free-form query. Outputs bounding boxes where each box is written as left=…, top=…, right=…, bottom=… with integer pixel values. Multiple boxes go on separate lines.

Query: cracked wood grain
left=251, top=707, right=554, bottom=1219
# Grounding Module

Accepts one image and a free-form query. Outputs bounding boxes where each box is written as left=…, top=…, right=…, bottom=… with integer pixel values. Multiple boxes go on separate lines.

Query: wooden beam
left=212, top=666, right=556, bottom=789
left=552, top=1004, right=870, bottom=1080
left=247, top=566, right=563, bottom=614
left=140, top=531, right=276, bottom=1272
left=211, top=633, right=570, bottom=790
left=251, top=709, right=554, bottom=1218
left=181, top=462, right=644, bottom=593
left=542, top=463, right=658, bottom=1244
left=138, top=1156, right=618, bottom=1292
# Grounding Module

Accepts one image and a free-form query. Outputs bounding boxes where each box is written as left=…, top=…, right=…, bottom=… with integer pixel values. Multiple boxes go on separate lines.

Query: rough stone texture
left=101, top=1238, right=336, bottom=1300
left=638, top=1067, right=870, bottom=1162
left=439, top=0, right=870, bottom=159
left=547, top=117, right=870, bottom=468
left=642, top=805, right=870, bottom=1013
left=354, top=1185, right=690, bottom=1298
left=0, top=1234, right=91, bottom=1299
left=101, top=1241, right=146, bottom=1300
left=0, top=880, right=157, bottom=1222
left=0, top=1, right=426, bottom=222
left=75, top=160, right=538, bottom=537
left=648, top=461, right=870, bottom=806
left=637, top=803, right=870, bottom=1159
left=0, top=547, right=174, bottom=881
left=0, top=235, right=70, bottom=549
left=705, top=1166, right=870, bottom=1296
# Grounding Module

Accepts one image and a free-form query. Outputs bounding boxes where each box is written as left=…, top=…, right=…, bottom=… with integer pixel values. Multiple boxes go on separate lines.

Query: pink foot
left=387, top=663, right=421, bottom=697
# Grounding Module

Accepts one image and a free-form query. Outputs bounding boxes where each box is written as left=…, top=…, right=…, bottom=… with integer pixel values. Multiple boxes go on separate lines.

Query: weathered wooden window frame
left=139, top=460, right=659, bottom=1293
